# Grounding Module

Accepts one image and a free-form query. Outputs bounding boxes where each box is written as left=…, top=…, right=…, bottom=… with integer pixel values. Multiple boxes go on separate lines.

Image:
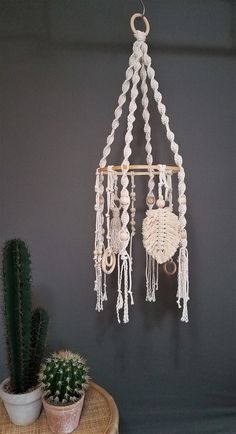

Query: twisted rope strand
left=140, top=42, right=156, bottom=209
left=99, top=49, right=137, bottom=169
left=142, top=44, right=187, bottom=237
left=117, top=39, right=143, bottom=323
left=120, top=40, right=143, bottom=245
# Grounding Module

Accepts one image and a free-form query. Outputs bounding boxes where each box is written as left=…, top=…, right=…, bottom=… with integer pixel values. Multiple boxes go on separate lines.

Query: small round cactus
left=39, top=351, right=90, bottom=405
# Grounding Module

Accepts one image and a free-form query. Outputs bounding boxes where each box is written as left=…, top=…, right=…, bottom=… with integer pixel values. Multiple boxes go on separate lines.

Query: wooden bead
left=156, top=199, right=165, bottom=208
left=146, top=195, right=155, bottom=205
left=120, top=196, right=130, bottom=206
left=120, top=190, right=130, bottom=206
left=119, top=229, right=130, bottom=242
left=99, top=195, right=104, bottom=205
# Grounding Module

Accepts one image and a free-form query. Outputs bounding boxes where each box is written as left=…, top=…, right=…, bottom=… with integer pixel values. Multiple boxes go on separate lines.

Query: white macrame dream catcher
left=93, top=12, right=189, bottom=324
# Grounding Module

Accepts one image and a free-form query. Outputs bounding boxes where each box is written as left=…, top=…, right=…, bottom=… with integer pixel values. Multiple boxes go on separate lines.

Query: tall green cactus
left=2, top=240, right=32, bottom=393
left=30, top=308, right=49, bottom=388
left=2, top=239, right=49, bottom=393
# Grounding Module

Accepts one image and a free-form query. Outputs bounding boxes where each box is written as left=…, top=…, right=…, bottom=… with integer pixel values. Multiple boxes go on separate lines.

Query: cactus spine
left=2, top=239, right=49, bottom=393
left=40, top=351, right=89, bottom=405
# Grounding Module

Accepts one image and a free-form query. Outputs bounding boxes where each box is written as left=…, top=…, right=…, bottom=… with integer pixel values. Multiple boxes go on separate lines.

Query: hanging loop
left=139, top=0, right=146, bottom=16
left=130, top=13, right=150, bottom=37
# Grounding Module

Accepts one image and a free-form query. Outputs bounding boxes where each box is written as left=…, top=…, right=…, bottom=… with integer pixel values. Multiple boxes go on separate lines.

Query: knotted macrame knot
left=134, top=30, right=146, bottom=41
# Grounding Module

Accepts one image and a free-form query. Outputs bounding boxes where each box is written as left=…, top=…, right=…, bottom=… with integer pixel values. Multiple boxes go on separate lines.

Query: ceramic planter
left=0, top=378, right=43, bottom=426
left=43, top=394, right=85, bottom=434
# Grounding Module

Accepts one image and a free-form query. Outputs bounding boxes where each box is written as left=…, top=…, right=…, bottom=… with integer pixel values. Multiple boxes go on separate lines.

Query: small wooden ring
left=130, top=13, right=150, bottom=36
left=102, top=249, right=116, bottom=275
left=105, top=254, right=113, bottom=267
left=163, top=259, right=177, bottom=276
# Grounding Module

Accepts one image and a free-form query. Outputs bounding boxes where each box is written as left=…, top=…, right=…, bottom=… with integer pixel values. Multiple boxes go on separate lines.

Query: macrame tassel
left=145, top=253, right=158, bottom=302
left=177, top=247, right=189, bottom=322
left=116, top=253, right=123, bottom=323
left=116, top=251, right=133, bottom=324
left=102, top=273, right=108, bottom=302
left=110, top=209, right=122, bottom=254
left=94, top=171, right=105, bottom=312
left=95, top=267, right=107, bottom=311
left=94, top=263, right=104, bottom=312
left=95, top=259, right=109, bottom=310
left=165, top=172, right=173, bottom=211
left=129, top=174, right=136, bottom=270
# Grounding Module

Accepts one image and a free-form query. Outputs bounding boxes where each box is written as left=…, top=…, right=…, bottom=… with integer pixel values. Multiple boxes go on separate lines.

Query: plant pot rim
left=42, top=394, right=85, bottom=412
left=0, top=378, right=42, bottom=404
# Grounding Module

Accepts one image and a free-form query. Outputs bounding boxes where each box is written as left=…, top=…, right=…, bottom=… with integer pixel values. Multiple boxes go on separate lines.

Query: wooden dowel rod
left=99, top=171, right=174, bottom=176
left=97, top=164, right=180, bottom=174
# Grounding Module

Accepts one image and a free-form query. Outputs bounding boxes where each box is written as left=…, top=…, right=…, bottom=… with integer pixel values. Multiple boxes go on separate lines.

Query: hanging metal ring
left=163, top=258, right=177, bottom=276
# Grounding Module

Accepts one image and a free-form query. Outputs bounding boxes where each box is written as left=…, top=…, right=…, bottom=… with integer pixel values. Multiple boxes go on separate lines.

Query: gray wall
left=1, top=1, right=236, bottom=433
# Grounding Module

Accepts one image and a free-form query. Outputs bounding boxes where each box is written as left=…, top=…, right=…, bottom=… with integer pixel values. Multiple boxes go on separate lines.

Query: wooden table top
left=0, top=382, right=119, bottom=434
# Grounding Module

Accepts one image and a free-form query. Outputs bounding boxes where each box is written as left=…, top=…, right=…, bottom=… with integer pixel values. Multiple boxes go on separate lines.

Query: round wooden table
left=0, top=382, right=119, bottom=434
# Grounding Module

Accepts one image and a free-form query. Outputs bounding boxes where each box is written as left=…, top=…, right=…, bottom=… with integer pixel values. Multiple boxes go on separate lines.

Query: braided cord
left=99, top=48, right=137, bottom=169
left=116, top=39, right=143, bottom=323
left=140, top=42, right=156, bottom=209
left=140, top=44, right=152, bottom=166
left=122, top=41, right=143, bottom=169
left=143, top=44, right=187, bottom=245
left=120, top=40, right=143, bottom=250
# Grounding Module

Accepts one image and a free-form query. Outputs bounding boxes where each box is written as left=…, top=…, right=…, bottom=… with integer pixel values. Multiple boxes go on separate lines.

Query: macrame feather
left=142, top=208, right=180, bottom=264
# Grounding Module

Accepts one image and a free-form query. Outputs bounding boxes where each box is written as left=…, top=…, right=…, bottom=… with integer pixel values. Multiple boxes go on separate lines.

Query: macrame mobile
left=93, top=11, right=189, bottom=324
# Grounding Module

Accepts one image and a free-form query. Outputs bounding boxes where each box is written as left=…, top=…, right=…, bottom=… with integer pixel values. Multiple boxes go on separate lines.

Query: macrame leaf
left=142, top=208, right=180, bottom=264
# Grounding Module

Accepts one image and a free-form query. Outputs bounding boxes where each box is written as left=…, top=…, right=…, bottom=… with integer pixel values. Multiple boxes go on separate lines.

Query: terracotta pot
left=0, top=378, right=42, bottom=426
left=43, top=395, right=85, bottom=434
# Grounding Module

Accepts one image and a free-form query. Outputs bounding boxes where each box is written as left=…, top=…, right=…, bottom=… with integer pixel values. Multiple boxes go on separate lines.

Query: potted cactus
left=40, top=351, right=89, bottom=434
left=0, top=239, right=49, bottom=426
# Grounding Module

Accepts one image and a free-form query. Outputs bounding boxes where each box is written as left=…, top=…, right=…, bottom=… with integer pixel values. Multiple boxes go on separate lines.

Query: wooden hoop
left=130, top=13, right=150, bottom=36
left=102, top=249, right=116, bottom=275
left=163, top=259, right=177, bottom=276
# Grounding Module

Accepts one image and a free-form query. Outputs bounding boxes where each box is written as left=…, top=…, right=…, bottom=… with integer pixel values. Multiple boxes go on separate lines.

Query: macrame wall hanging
left=93, top=9, right=189, bottom=324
